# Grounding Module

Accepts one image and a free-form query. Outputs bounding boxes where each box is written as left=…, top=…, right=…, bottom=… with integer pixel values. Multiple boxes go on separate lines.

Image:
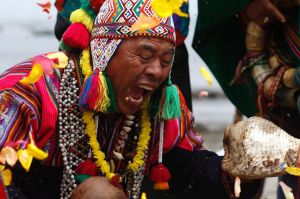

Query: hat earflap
left=78, top=48, right=117, bottom=113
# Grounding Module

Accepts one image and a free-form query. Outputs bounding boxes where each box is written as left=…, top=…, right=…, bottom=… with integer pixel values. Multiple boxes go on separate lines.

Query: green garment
left=192, top=0, right=258, bottom=117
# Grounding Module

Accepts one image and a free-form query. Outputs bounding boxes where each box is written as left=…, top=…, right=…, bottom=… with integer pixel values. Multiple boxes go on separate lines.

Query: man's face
left=106, top=37, right=175, bottom=114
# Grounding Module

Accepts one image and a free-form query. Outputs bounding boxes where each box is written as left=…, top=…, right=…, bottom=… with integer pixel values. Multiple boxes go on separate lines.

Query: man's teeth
left=129, top=96, right=143, bottom=103
left=138, top=85, right=153, bottom=91
left=125, top=85, right=152, bottom=103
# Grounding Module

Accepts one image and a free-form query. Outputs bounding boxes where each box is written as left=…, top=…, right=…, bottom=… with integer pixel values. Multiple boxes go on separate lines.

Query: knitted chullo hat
left=91, top=0, right=176, bottom=67
left=62, top=0, right=183, bottom=119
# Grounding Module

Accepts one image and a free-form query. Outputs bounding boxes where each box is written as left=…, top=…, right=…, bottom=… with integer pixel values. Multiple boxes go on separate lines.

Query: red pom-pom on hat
left=149, top=163, right=171, bottom=190
left=62, top=22, right=90, bottom=49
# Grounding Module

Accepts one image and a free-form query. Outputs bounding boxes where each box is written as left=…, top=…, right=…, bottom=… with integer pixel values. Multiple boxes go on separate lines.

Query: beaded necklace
left=58, top=57, right=90, bottom=199
left=82, top=102, right=151, bottom=198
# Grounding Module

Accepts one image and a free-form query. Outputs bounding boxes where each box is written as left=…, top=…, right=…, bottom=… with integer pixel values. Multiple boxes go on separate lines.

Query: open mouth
left=127, top=84, right=154, bottom=103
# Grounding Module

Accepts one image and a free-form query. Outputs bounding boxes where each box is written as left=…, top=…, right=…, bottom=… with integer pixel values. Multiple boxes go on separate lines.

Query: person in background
left=192, top=0, right=300, bottom=198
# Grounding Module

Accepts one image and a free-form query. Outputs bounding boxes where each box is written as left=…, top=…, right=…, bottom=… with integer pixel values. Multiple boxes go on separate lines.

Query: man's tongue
left=129, top=85, right=144, bottom=100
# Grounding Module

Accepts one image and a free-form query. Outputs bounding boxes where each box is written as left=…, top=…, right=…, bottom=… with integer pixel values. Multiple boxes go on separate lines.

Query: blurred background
left=0, top=0, right=277, bottom=198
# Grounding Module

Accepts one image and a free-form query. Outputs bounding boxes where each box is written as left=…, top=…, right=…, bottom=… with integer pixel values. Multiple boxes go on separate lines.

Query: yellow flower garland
left=80, top=48, right=93, bottom=78
left=82, top=103, right=151, bottom=179
left=83, top=111, right=113, bottom=178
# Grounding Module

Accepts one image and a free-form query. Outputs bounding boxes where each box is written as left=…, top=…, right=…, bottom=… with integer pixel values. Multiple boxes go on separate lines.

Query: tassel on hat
left=150, top=77, right=187, bottom=120
left=79, top=50, right=115, bottom=112
left=79, top=70, right=111, bottom=112
left=150, top=163, right=171, bottom=190
left=149, top=121, right=171, bottom=190
left=79, top=70, right=100, bottom=110
left=159, top=77, right=181, bottom=119
left=150, top=80, right=189, bottom=190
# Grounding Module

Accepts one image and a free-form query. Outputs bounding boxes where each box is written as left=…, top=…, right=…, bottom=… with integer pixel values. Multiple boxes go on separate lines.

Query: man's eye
left=140, top=54, right=152, bottom=61
left=161, top=52, right=174, bottom=66
left=161, top=59, right=172, bottom=66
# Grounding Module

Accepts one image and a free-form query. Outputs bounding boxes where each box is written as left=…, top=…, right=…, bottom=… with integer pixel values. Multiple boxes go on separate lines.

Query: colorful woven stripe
left=91, top=22, right=175, bottom=43
left=0, top=56, right=62, bottom=166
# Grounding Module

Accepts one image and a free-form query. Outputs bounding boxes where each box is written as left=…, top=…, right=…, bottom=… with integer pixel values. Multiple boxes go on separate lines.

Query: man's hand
left=243, top=0, right=286, bottom=27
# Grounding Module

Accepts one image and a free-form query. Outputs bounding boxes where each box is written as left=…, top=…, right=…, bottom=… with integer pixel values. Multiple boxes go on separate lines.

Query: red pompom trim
left=149, top=163, right=171, bottom=183
left=75, top=159, right=98, bottom=176
left=62, top=22, right=90, bottom=49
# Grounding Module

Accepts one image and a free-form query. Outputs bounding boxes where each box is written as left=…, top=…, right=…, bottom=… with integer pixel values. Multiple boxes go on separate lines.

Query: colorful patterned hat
left=90, top=0, right=176, bottom=71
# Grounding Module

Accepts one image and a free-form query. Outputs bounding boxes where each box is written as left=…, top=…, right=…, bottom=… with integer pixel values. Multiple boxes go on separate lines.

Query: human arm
left=0, top=88, right=40, bottom=149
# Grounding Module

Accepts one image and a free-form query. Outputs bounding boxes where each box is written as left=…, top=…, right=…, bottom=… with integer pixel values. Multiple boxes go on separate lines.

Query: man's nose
left=145, top=58, right=163, bottom=79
